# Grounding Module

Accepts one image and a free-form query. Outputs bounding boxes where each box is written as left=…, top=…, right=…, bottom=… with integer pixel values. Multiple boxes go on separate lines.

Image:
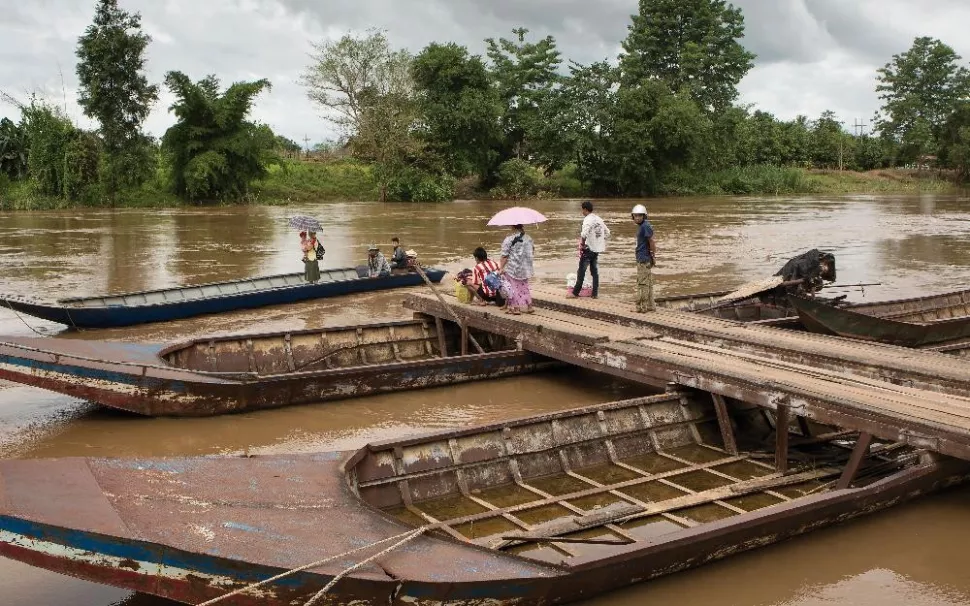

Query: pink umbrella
left=486, top=206, right=548, bottom=227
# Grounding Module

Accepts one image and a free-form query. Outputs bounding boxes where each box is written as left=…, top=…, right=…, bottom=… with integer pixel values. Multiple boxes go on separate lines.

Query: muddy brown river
left=2, top=195, right=970, bottom=605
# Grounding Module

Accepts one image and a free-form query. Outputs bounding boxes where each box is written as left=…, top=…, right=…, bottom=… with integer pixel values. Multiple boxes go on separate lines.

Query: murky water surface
left=2, top=194, right=970, bottom=605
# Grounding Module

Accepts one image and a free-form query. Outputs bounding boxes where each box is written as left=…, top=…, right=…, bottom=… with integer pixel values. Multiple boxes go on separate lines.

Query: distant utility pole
left=303, top=134, right=311, bottom=158
left=853, top=119, right=869, bottom=137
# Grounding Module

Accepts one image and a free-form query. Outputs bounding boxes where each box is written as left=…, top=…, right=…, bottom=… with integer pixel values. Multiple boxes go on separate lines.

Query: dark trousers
left=573, top=250, right=600, bottom=297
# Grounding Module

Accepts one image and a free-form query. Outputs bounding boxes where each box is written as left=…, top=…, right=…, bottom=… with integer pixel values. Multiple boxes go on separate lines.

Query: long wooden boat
left=789, top=293, right=970, bottom=347
left=0, top=318, right=551, bottom=416
left=0, top=267, right=446, bottom=329
left=1, top=392, right=965, bottom=605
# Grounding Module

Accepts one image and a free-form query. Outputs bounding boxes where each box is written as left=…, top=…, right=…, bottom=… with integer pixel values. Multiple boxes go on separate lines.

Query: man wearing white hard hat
left=631, top=204, right=656, bottom=312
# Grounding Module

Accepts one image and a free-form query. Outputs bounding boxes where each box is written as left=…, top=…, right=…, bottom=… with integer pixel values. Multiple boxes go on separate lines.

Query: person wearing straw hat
left=366, top=244, right=391, bottom=278
left=631, top=204, right=656, bottom=312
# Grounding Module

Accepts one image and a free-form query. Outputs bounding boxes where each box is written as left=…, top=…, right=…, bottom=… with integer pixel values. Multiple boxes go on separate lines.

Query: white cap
left=631, top=204, right=647, bottom=215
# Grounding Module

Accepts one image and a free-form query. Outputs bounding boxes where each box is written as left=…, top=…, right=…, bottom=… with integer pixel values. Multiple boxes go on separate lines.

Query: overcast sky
left=3, top=0, right=970, bottom=146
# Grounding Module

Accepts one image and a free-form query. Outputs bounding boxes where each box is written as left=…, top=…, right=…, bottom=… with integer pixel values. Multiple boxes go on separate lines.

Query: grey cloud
left=3, top=0, right=970, bottom=145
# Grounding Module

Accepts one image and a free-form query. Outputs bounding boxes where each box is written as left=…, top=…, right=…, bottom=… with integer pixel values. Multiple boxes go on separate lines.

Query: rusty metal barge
left=0, top=319, right=550, bottom=416
left=1, top=391, right=964, bottom=605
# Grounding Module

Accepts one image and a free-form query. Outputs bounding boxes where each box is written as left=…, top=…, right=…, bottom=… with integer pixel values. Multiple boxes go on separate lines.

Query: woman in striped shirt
left=463, top=247, right=506, bottom=307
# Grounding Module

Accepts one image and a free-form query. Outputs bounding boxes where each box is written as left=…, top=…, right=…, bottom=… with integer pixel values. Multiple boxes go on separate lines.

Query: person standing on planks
left=568, top=200, right=610, bottom=299
left=632, top=204, right=656, bottom=312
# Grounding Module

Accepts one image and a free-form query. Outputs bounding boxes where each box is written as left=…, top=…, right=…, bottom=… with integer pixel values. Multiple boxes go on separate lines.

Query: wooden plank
left=836, top=432, right=874, bottom=490
left=493, top=467, right=836, bottom=548
left=434, top=317, right=449, bottom=357
left=461, top=324, right=469, bottom=356
left=712, top=394, right=738, bottom=455
left=776, top=405, right=790, bottom=473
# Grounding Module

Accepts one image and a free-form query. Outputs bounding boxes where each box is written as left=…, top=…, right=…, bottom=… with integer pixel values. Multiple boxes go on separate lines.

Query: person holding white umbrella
left=487, top=207, right=545, bottom=315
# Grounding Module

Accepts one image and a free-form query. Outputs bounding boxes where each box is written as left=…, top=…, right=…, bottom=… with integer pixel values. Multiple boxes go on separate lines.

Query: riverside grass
left=0, top=161, right=960, bottom=210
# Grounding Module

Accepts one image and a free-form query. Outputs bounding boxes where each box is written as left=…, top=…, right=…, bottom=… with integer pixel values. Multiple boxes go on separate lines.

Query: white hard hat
left=631, top=204, right=647, bottom=215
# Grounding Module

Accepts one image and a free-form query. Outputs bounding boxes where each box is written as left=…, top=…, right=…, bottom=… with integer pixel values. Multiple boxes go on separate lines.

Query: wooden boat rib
left=1, top=392, right=966, bottom=605
left=0, top=267, right=446, bottom=329
left=789, top=295, right=970, bottom=348
left=0, top=318, right=552, bottom=416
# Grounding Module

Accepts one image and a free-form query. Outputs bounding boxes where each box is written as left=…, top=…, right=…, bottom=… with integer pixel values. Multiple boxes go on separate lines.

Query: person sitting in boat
left=462, top=247, right=506, bottom=307
left=367, top=244, right=391, bottom=278
left=390, top=237, right=408, bottom=270
left=301, top=231, right=324, bottom=283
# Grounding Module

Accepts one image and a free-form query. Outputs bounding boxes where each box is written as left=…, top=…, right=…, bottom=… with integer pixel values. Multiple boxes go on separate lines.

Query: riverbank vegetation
left=2, top=0, right=969, bottom=210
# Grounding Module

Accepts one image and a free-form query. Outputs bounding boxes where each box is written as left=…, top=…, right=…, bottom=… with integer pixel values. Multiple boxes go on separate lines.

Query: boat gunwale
left=51, top=267, right=446, bottom=309
left=157, top=318, right=451, bottom=358
left=347, top=392, right=686, bottom=468
left=0, top=338, right=537, bottom=385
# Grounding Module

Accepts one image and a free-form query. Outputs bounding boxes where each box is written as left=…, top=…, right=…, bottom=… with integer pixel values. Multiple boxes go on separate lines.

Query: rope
left=303, top=528, right=426, bottom=605
left=1, top=298, right=48, bottom=337
left=196, top=527, right=428, bottom=606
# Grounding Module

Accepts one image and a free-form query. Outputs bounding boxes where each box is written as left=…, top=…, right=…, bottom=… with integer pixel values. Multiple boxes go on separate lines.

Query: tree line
left=2, top=0, right=970, bottom=205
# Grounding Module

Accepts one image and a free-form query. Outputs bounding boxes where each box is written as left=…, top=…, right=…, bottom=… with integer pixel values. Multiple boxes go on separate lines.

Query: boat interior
left=350, top=391, right=917, bottom=567
left=161, top=318, right=517, bottom=375
left=59, top=269, right=363, bottom=308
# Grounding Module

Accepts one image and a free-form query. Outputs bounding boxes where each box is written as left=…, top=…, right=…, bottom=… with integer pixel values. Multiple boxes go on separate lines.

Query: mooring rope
left=303, top=528, right=426, bottom=605
left=1, top=297, right=48, bottom=337
left=196, top=527, right=427, bottom=606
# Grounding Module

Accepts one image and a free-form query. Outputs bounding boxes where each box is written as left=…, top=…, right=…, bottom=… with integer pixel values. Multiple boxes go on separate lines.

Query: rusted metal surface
left=0, top=319, right=555, bottom=417
left=1, top=392, right=967, bottom=605
left=404, top=292, right=970, bottom=462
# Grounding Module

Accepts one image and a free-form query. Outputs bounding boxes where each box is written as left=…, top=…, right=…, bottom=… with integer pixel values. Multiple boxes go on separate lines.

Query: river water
left=1, top=194, right=970, bottom=605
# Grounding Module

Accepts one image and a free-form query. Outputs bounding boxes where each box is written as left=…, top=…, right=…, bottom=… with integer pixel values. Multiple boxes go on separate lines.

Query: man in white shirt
left=569, top=200, right=610, bottom=298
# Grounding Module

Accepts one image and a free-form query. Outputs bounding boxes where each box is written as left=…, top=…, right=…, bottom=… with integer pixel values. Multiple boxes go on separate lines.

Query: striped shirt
left=473, top=259, right=500, bottom=297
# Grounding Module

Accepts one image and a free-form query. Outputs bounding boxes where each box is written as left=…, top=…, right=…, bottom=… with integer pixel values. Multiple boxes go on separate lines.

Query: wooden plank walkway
left=404, top=290, right=970, bottom=462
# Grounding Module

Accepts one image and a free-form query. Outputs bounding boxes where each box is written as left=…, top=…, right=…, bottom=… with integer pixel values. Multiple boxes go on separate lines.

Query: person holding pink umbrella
left=498, top=224, right=535, bottom=314
left=487, top=207, right=544, bottom=315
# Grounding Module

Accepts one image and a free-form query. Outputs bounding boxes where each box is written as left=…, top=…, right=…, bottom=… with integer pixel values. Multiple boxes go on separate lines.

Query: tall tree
left=301, top=30, right=413, bottom=135
left=486, top=28, right=563, bottom=166
left=411, top=43, right=500, bottom=178
left=76, top=0, right=159, bottom=191
left=939, top=103, right=970, bottom=180
left=161, top=72, right=275, bottom=202
left=619, top=0, right=755, bottom=112
left=301, top=30, right=420, bottom=200
left=559, top=60, right=620, bottom=192
left=874, top=37, right=970, bottom=164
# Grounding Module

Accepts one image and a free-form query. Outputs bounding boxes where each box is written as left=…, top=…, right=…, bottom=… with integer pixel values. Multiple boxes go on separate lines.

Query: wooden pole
left=414, top=265, right=485, bottom=355
left=836, top=432, right=873, bottom=489
left=711, top=394, right=738, bottom=455
left=775, top=405, right=790, bottom=473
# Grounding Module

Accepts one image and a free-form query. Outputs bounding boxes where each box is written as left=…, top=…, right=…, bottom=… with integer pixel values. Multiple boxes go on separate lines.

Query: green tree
left=620, top=0, right=755, bottom=112
left=63, top=131, right=102, bottom=202
left=350, top=89, right=425, bottom=201
left=779, top=116, right=811, bottom=166
left=939, top=103, right=970, bottom=180
left=559, top=60, right=620, bottom=193
left=301, top=29, right=413, bottom=135
left=811, top=111, right=850, bottom=169
left=76, top=0, right=159, bottom=192
left=0, top=117, right=29, bottom=180
left=874, top=37, right=970, bottom=165
left=411, top=43, right=500, bottom=178
left=486, top=28, right=564, bottom=167
left=611, top=81, right=710, bottom=195
left=161, top=72, right=275, bottom=202
left=21, top=101, right=76, bottom=197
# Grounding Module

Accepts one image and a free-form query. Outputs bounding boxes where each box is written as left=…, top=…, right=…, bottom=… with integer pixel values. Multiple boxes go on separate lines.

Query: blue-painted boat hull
left=0, top=268, right=446, bottom=329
